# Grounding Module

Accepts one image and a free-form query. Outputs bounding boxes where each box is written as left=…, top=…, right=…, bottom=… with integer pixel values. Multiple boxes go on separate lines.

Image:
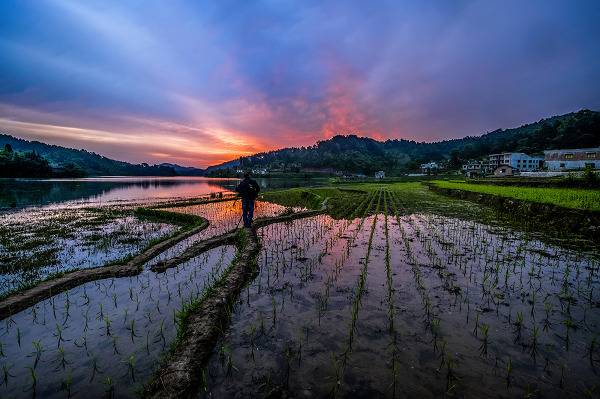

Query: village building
left=343, top=172, right=367, bottom=179
left=420, top=162, right=439, bottom=174
left=493, top=165, right=515, bottom=177
left=374, top=171, right=385, bottom=179
left=462, top=160, right=493, bottom=177
left=251, top=168, right=268, bottom=175
left=488, top=152, right=543, bottom=171
left=544, top=147, right=600, bottom=171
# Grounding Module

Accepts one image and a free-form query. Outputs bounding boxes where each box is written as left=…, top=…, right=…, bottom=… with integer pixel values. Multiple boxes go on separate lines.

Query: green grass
left=134, top=207, right=205, bottom=228
left=432, top=181, right=600, bottom=211
left=263, top=183, right=437, bottom=210
left=262, top=182, right=487, bottom=219
left=261, top=187, right=343, bottom=210
left=256, top=181, right=599, bottom=248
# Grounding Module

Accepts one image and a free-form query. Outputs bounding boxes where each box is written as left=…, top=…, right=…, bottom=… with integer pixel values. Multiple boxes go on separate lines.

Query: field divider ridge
left=0, top=206, right=325, bottom=320
left=0, top=213, right=210, bottom=320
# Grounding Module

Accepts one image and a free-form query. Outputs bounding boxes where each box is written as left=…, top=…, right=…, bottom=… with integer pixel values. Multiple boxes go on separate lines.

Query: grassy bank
left=262, top=182, right=494, bottom=222
left=260, top=181, right=599, bottom=248
left=432, top=180, right=600, bottom=211
left=134, top=207, right=206, bottom=228
left=261, top=187, right=343, bottom=210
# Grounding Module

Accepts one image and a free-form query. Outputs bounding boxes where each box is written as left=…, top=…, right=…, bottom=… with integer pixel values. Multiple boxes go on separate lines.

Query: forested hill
left=0, top=134, right=204, bottom=177
left=206, top=109, right=600, bottom=175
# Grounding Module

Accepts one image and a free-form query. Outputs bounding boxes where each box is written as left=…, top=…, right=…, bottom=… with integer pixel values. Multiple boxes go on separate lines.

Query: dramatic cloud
left=1, top=0, right=599, bottom=167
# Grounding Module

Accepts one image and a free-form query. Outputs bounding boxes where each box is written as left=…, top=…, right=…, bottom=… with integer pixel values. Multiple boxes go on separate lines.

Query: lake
left=0, top=176, right=328, bottom=209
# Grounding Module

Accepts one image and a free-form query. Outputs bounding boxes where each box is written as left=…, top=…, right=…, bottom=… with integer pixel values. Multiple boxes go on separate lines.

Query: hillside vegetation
left=2, top=109, right=598, bottom=177
left=208, top=109, right=599, bottom=175
left=0, top=134, right=204, bottom=177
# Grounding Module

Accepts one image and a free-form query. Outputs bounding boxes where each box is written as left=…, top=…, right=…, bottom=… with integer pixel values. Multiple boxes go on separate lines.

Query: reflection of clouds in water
left=204, top=213, right=600, bottom=398
left=0, top=177, right=322, bottom=210
left=94, top=180, right=234, bottom=202
left=144, top=200, right=289, bottom=269
left=0, top=245, right=237, bottom=398
left=0, top=208, right=177, bottom=294
left=0, top=177, right=237, bottom=209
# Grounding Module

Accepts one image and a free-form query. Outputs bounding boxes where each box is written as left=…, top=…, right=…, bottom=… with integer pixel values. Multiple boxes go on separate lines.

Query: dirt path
left=143, top=227, right=261, bottom=398
left=0, top=209, right=323, bottom=320
left=144, top=209, right=325, bottom=398
left=151, top=209, right=323, bottom=273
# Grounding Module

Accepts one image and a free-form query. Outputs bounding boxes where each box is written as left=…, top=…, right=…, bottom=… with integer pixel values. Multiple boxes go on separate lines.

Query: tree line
left=211, top=109, right=599, bottom=175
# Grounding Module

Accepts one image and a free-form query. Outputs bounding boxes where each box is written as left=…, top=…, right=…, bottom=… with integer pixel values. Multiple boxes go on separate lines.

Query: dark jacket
left=236, top=177, right=260, bottom=200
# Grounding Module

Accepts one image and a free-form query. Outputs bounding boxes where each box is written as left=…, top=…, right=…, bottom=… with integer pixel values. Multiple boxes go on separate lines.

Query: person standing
left=235, top=172, right=260, bottom=228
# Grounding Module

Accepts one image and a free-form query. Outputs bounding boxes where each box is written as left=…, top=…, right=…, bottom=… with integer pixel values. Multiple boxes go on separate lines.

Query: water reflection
left=0, top=176, right=327, bottom=209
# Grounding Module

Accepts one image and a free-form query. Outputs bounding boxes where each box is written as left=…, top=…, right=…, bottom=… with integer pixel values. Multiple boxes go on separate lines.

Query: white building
left=493, top=165, right=515, bottom=177
left=421, top=162, right=438, bottom=169
left=544, top=148, right=600, bottom=171
left=462, top=160, right=493, bottom=177
left=374, top=171, right=385, bottom=179
left=420, top=162, right=439, bottom=174
left=488, top=152, right=543, bottom=172
left=251, top=168, right=268, bottom=175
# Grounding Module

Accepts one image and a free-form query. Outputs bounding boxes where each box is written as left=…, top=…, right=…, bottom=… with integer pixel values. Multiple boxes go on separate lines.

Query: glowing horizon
left=1, top=1, right=599, bottom=167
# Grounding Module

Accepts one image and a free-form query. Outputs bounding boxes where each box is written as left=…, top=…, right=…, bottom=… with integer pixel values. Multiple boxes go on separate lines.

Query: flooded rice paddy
left=0, top=195, right=290, bottom=296
left=0, top=197, right=294, bottom=397
left=0, top=208, right=175, bottom=295
left=202, top=189, right=599, bottom=398
left=1, top=186, right=599, bottom=398
left=143, top=200, right=293, bottom=269
left=1, top=245, right=236, bottom=398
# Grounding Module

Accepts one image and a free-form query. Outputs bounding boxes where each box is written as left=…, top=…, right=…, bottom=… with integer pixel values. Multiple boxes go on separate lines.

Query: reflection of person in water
left=235, top=172, right=261, bottom=228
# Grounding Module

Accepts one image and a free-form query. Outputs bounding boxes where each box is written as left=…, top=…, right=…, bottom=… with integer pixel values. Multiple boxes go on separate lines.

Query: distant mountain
left=206, top=109, right=600, bottom=175
left=159, top=163, right=204, bottom=176
left=0, top=134, right=205, bottom=177
left=203, top=159, right=241, bottom=174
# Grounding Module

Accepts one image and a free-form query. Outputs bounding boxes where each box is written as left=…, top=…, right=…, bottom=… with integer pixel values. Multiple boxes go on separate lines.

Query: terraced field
left=0, top=184, right=598, bottom=398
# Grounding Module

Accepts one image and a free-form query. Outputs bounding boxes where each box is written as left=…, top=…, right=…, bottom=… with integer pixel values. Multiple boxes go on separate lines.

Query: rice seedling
left=1, top=185, right=599, bottom=398
left=514, top=312, right=524, bottom=342
left=479, top=323, right=490, bottom=356
left=589, top=335, right=598, bottom=367
left=123, top=355, right=136, bottom=382
left=529, top=326, right=540, bottom=359
left=2, top=364, right=13, bottom=387
left=61, top=368, right=73, bottom=397
left=26, top=366, right=36, bottom=393
left=103, top=376, right=114, bottom=398
left=31, top=340, right=43, bottom=369
left=505, top=357, right=512, bottom=387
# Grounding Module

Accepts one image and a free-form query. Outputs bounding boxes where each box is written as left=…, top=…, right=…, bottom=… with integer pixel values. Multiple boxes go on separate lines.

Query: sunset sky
left=1, top=0, right=599, bottom=167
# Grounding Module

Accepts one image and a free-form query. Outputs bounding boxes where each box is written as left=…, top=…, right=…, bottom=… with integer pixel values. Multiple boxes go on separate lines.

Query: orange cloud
left=0, top=116, right=267, bottom=167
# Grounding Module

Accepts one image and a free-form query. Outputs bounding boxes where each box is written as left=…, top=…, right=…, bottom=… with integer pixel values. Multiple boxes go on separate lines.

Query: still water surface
left=0, top=176, right=326, bottom=209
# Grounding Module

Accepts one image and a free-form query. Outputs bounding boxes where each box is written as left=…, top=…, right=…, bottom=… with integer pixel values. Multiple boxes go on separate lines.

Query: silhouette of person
left=235, top=171, right=260, bottom=228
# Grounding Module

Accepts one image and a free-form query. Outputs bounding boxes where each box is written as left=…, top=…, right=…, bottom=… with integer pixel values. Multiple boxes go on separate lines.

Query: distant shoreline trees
left=0, top=144, right=54, bottom=177
left=0, top=144, right=87, bottom=178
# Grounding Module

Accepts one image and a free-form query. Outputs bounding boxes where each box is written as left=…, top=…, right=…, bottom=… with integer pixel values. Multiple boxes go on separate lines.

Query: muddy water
left=0, top=245, right=235, bottom=398
left=202, top=213, right=600, bottom=398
